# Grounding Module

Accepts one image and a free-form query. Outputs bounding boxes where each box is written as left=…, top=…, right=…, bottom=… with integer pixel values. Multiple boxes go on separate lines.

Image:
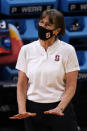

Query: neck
left=39, top=37, right=56, bottom=51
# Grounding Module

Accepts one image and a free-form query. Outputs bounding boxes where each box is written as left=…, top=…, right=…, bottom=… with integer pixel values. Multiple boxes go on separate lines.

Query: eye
left=45, top=23, right=51, bottom=27
left=39, top=20, right=44, bottom=24
left=39, top=20, right=52, bottom=28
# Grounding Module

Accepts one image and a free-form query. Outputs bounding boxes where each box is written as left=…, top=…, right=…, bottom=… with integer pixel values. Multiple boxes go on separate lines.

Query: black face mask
left=38, top=25, right=55, bottom=41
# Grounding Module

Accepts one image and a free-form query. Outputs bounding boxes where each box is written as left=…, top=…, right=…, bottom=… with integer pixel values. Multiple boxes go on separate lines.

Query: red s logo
left=55, top=55, right=60, bottom=61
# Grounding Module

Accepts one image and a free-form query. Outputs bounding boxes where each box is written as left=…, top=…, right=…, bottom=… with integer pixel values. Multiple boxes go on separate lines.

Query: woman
left=10, top=9, right=80, bottom=131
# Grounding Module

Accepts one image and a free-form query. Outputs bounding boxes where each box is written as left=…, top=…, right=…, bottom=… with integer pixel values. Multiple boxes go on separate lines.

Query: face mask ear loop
left=53, top=26, right=61, bottom=39
left=52, top=27, right=58, bottom=40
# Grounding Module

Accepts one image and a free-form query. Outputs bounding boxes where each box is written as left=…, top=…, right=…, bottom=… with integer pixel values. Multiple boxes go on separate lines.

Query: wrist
left=59, top=107, right=64, bottom=112
left=19, top=108, right=26, bottom=114
left=57, top=105, right=64, bottom=112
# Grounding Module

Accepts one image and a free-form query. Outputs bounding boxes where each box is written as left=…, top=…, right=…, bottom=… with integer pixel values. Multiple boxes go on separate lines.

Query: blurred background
left=0, top=0, right=87, bottom=131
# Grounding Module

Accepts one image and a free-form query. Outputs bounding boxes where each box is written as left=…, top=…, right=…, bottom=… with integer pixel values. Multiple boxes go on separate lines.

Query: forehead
left=39, top=15, right=56, bottom=29
left=40, top=16, right=50, bottom=21
left=40, top=15, right=55, bottom=25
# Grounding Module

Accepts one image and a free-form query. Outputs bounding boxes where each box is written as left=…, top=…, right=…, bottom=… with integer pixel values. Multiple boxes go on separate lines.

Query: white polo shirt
left=16, top=39, right=80, bottom=103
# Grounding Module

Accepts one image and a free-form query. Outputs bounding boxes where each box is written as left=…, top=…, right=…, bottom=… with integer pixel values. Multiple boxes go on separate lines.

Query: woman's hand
left=44, top=107, right=64, bottom=116
left=9, top=112, right=37, bottom=119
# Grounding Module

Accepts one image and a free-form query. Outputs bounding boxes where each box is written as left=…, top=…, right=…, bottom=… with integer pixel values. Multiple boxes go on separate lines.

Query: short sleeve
left=16, top=46, right=27, bottom=74
left=65, top=46, right=80, bottom=73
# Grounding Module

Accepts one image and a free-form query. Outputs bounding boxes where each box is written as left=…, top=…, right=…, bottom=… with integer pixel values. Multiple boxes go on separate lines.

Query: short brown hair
left=39, top=9, right=65, bottom=36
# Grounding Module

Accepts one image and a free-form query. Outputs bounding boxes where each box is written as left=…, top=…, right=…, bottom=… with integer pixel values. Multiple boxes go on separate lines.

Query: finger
left=44, top=110, right=53, bottom=114
left=9, top=117, right=16, bottom=119
left=44, top=110, right=64, bottom=116
left=9, top=116, right=20, bottom=119
left=9, top=114, right=20, bottom=119
left=19, top=113, right=36, bottom=118
left=27, top=113, right=37, bottom=117
left=9, top=114, right=23, bottom=119
left=58, top=112, right=64, bottom=116
left=9, top=112, right=37, bottom=119
left=9, top=113, right=29, bottom=119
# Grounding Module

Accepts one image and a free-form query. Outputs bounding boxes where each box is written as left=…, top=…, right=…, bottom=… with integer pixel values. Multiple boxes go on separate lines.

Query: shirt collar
left=38, top=39, right=60, bottom=53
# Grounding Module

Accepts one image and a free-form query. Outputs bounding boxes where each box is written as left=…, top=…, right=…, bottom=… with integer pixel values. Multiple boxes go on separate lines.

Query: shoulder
left=21, top=40, right=39, bottom=51
left=59, top=40, right=76, bottom=54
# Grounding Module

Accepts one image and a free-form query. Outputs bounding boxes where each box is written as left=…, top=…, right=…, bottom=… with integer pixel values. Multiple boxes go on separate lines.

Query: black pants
left=24, top=100, right=78, bottom=131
